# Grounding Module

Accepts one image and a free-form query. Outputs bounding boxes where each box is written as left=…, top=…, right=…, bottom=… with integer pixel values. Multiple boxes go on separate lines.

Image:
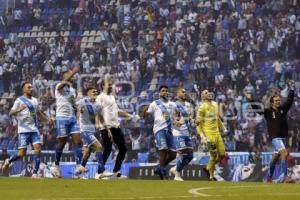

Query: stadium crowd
left=1, top=0, right=300, bottom=162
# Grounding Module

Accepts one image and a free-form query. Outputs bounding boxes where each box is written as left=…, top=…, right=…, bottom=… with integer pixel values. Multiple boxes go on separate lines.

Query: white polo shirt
left=96, top=92, right=120, bottom=128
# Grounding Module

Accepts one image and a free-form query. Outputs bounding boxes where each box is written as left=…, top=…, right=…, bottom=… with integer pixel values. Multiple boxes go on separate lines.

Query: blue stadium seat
left=19, top=26, right=26, bottom=32
left=49, top=8, right=55, bottom=14
left=56, top=8, right=63, bottom=14
left=165, top=78, right=172, bottom=86
left=141, top=84, right=148, bottom=91
left=42, top=8, right=49, bottom=14
left=76, top=31, right=83, bottom=37
left=186, top=83, right=194, bottom=92
left=70, top=31, right=77, bottom=37
left=26, top=26, right=32, bottom=31
left=158, top=78, right=165, bottom=84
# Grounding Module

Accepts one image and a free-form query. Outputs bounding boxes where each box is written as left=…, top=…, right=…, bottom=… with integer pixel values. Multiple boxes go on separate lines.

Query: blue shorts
left=56, top=116, right=80, bottom=138
left=18, top=132, right=41, bottom=149
left=272, top=138, right=286, bottom=153
left=155, top=129, right=175, bottom=151
left=81, top=131, right=97, bottom=147
left=173, top=135, right=193, bottom=150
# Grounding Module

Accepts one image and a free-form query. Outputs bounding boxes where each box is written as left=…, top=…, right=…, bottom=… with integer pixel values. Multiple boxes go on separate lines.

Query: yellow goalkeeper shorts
left=206, top=134, right=225, bottom=156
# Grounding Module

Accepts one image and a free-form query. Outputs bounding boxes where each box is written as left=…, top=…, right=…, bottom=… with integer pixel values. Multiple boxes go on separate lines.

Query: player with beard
left=2, top=82, right=51, bottom=178
left=54, top=66, right=86, bottom=178
left=96, top=77, right=134, bottom=178
left=170, top=88, right=194, bottom=181
left=246, top=80, right=295, bottom=183
left=143, top=85, right=176, bottom=180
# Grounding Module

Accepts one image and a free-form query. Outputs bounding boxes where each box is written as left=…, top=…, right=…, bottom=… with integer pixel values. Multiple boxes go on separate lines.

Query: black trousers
left=101, top=127, right=127, bottom=173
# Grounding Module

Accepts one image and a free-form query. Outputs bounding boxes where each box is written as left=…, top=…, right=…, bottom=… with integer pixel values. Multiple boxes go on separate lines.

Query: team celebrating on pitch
left=1, top=67, right=295, bottom=182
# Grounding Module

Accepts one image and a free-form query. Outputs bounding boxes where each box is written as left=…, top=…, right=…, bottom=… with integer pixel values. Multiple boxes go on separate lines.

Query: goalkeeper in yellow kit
left=196, top=90, right=226, bottom=181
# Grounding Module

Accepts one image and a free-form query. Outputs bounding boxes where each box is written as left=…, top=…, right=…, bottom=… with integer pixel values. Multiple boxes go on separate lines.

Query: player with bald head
left=170, top=88, right=194, bottom=181
left=196, top=89, right=226, bottom=181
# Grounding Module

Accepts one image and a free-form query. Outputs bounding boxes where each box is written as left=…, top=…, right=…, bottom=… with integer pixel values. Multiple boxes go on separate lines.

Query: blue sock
left=81, top=158, right=88, bottom=168
left=268, top=163, right=276, bottom=180
left=155, top=165, right=165, bottom=179
left=161, top=167, right=167, bottom=177
left=176, top=153, right=193, bottom=172
left=74, top=144, right=83, bottom=165
left=55, top=149, right=63, bottom=166
left=9, top=154, right=20, bottom=163
left=281, top=159, right=288, bottom=177
left=176, top=155, right=184, bottom=172
left=96, top=152, right=105, bottom=174
left=33, top=154, right=41, bottom=174
left=156, top=165, right=166, bottom=175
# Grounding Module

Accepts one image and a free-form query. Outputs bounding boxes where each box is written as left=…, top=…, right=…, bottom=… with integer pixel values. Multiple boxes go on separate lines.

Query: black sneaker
left=209, top=177, right=217, bottom=181
left=113, top=172, right=127, bottom=179
left=115, top=172, right=122, bottom=177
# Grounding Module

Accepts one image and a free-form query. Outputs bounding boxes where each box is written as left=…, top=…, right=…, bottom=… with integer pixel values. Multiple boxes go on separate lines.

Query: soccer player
left=246, top=80, right=295, bottom=183
left=196, top=90, right=226, bottom=181
left=2, top=82, right=51, bottom=178
left=143, top=85, right=176, bottom=180
left=77, top=86, right=111, bottom=179
left=96, top=77, right=133, bottom=178
left=170, top=88, right=194, bottom=181
left=54, top=66, right=86, bottom=177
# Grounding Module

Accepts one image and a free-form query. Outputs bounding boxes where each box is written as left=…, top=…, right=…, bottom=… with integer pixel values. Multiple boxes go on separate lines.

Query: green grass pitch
left=0, top=177, right=300, bottom=200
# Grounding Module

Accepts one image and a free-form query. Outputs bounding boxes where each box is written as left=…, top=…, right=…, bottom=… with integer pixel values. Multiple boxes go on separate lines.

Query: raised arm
left=282, top=80, right=295, bottom=112
left=57, top=66, right=80, bottom=91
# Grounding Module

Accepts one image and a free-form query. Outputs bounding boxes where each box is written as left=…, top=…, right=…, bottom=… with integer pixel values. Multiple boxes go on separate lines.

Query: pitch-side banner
left=1, top=151, right=300, bottom=182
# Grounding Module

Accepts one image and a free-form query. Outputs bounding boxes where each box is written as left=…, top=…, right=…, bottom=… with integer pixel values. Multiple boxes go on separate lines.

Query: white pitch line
left=188, top=188, right=214, bottom=197
left=188, top=185, right=300, bottom=197
left=31, top=184, right=300, bottom=200
left=188, top=185, right=263, bottom=197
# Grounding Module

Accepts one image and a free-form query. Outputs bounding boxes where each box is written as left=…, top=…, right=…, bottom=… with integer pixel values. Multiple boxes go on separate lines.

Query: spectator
left=0, top=0, right=299, bottom=154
